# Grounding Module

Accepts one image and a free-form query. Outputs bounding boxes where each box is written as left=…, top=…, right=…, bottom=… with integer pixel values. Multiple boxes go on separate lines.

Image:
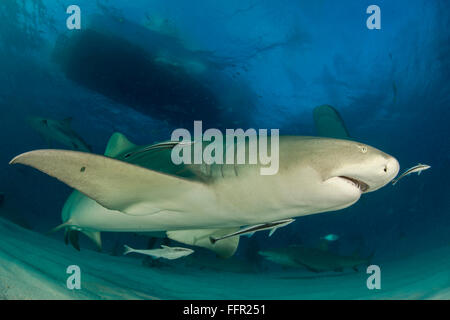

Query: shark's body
left=123, top=244, right=194, bottom=260
left=259, top=245, right=372, bottom=272
left=28, top=116, right=92, bottom=152
left=11, top=133, right=399, bottom=257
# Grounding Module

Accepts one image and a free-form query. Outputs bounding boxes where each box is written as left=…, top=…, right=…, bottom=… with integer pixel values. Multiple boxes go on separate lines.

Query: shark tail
left=123, top=245, right=134, bottom=255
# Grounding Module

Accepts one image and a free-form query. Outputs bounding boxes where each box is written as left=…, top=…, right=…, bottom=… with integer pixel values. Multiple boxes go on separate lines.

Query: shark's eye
left=358, top=146, right=368, bottom=153
left=383, top=166, right=387, bottom=173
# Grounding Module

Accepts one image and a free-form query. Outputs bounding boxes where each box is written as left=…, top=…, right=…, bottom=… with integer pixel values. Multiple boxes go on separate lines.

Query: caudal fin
left=123, top=245, right=134, bottom=255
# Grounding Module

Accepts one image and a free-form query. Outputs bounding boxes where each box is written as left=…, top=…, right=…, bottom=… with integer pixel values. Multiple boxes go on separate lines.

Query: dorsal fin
left=104, top=132, right=137, bottom=158
left=313, top=105, right=350, bottom=139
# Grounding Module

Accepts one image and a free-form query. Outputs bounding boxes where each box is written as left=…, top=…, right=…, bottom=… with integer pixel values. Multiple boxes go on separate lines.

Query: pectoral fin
left=167, top=228, right=240, bottom=258
left=10, top=150, right=211, bottom=216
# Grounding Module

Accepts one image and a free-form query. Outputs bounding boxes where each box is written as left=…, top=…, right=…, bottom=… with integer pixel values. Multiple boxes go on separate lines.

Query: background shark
left=28, top=116, right=92, bottom=152
left=259, top=245, right=373, bottom=272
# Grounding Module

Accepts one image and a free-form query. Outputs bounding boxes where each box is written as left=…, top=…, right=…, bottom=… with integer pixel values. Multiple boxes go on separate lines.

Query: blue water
left=0, top=0, right=449, bottom=299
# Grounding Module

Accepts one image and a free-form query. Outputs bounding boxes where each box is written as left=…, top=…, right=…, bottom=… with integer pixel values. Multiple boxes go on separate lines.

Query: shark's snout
left=353, top=155, right=399, bottom=193
left=385, top=156, right=400, bottom=179
left=364, top=155, right=399, bottom=192
left=325, top=149, right=400, bottom=195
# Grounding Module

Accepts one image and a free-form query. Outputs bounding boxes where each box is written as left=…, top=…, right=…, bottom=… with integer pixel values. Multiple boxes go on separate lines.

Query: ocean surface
left=0, top=0, right=449, bottom=300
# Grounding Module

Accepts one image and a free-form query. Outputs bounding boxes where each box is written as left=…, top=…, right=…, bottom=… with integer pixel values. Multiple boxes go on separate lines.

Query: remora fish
left=28, top=116, right=92, bottom=152
left=259, top=245, right=373, bottom=272
left=123, top=244, right=194, bottom=260
left=209, top=218, right=294, bottom=244
left=391, top=163, right=430, bottom=185
left=10, top=134, right=399, bottom=258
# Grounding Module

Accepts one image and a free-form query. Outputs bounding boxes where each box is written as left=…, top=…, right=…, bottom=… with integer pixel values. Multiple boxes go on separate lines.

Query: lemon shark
left=10, top=130, right=399, bottom=258
left=259, top=245, right=373, bottom=273
left=28, top=116, right=92, bottom=152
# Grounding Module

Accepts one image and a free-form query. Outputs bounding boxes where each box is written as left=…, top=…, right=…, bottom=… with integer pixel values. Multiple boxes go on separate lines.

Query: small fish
left=209, top=218, right=295, bottom=244
left=392, top=163, right=431, bottom=185
left=123, top=244, right=194, bottom=260
left=321, top=234, right=339, bottom=241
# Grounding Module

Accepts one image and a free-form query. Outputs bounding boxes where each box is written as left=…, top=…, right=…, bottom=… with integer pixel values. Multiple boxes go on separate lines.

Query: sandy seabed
left=0, top=217, right=448, bottom=300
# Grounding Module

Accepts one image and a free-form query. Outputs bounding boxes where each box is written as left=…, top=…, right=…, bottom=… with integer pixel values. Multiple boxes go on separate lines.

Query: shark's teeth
left=339, top=176, right=369, bottom=192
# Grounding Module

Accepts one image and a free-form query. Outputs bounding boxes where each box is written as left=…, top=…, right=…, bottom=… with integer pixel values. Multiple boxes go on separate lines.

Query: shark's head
left=319, top=139, right=399, bottom=193
left=282, top=137, right=399, bottom=212
left=27, top=116, right=50, bottom=131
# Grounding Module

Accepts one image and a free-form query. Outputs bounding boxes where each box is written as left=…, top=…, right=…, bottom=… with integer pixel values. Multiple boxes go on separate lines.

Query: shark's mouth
left=339, top=176, right=369, bottom=192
